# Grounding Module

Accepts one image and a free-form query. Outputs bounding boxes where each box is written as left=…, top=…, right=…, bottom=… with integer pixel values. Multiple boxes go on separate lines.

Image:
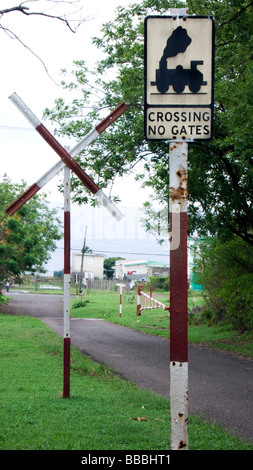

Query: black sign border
left=144, top=15, right=215, bottom=142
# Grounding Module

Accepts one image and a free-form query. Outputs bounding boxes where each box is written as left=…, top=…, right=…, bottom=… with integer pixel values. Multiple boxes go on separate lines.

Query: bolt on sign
left=144, top=15, right=214, bottom=141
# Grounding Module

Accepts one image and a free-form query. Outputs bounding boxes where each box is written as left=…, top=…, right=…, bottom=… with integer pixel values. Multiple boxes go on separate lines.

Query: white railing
left=137, top=285, right=169, bottom=315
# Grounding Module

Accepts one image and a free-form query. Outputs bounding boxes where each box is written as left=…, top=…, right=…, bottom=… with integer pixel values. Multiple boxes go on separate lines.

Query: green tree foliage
left=0, top=182, right=62, bottom=284
left=194, top=237, right=253, bottom=333
left=147, top=276, right=170, bottom=291
left=104, top=257, right=124, bottom=278
left=43, top=0, right=253, bottom=245
left=188, top=0, right=253, bottom=244
left=43, top=1, right=184, bottom=203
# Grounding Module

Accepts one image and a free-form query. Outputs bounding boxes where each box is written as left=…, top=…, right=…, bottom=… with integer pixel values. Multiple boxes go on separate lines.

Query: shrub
left=72, top=299, right=90, bottom=309
left=147, top=276, right=170, bottom=291
left=196, top=237, right=253, bottom=333
left=220, top=273, right=253, bottom=333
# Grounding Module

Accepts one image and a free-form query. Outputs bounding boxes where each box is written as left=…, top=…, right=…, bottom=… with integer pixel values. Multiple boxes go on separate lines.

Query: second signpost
left=144, top=9, right=214, bottom=450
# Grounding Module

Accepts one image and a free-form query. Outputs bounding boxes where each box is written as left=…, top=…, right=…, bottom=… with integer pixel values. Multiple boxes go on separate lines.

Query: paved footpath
left=1, top=292, right=253, bottom=444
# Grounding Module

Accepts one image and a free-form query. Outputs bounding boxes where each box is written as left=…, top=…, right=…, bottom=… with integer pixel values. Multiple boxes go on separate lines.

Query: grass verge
left=0, top=313, right=252, bottom=451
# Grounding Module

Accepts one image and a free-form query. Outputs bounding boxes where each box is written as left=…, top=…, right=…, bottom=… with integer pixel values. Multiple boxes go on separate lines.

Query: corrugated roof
left=124, top=261, right=147, bottom=266
left=123, top=260, right=169, bottom=268
left=147, top=261, right=169, bottom=267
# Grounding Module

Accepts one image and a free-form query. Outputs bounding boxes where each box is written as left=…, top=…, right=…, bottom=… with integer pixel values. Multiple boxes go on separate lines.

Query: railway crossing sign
left=144, top=15, right=214, bottom=141
left=6, top=92, right=127, bottom=399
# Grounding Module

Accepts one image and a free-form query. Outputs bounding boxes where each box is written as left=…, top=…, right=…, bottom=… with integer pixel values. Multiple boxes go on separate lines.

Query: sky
left=0, top=0, right=147, bottom=205
left=0, top=0, right=171, bottom=274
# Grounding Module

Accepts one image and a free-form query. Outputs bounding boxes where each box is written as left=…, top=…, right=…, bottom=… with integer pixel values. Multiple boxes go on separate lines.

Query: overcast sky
left=0, top=2, right=180, bottom=272
left=0, top=0, right=148, bottom=207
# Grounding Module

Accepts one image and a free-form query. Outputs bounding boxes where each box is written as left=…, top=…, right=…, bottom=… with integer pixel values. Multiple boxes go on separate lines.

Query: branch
left=220, top=2, right=253, bottom=27
left=0, top=25, right=59, bottom=85
left=0, top=1, right=85, bottom=33
left=0, top=1, right=86, bottom=83
left=0, top=5, right=30, bottom=16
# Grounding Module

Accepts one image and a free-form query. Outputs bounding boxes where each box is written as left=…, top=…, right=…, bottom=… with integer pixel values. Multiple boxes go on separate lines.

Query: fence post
left=136, top=285, right=143, bottom=316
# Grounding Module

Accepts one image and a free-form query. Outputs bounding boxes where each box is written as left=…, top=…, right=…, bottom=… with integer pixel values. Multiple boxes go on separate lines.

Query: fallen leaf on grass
left=130, top=417, right=148, bottom=421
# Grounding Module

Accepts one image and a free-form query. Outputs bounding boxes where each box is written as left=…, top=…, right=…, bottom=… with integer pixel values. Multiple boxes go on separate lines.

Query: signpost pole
left=63, top=164, right=71, bottom=398
left=168, top=8, right=188, bottom=449
left=169, top=140, right=188, bottom=450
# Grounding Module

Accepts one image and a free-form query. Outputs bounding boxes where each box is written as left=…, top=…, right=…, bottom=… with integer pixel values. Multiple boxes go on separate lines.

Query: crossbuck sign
left=144, top=15, right=214, bottom=141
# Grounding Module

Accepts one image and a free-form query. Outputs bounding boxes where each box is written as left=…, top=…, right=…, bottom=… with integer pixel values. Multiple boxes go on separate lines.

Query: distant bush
left=219, top=273, right=253, bottom=333
left=196, top=237, right=253, bottom=333
left=147, top=276, right=170, bottom=291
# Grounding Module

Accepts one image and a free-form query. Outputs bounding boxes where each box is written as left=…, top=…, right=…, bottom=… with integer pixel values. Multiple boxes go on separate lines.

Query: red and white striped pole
left=116, top=283, right=125, bottom=317
left=169, top=141, right=188, bottom=450
left=136, top=285, right=142, bottom=316
left=6, top=93, right=126, bottom=221
left=119, top=285, right=122, bottom=318
left=63, top=164, right=71, bottom=398
left=118, top=284, right=125, bottom=318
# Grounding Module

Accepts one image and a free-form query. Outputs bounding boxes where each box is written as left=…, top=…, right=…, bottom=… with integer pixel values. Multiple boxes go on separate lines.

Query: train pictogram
left=151, top=26, right=207, bottom=94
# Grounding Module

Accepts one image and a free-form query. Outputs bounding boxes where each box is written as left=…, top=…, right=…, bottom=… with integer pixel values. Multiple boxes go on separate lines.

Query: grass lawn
left=71, top=289, right=253, bottom=359
left=0, top=313, right=252, bottom=451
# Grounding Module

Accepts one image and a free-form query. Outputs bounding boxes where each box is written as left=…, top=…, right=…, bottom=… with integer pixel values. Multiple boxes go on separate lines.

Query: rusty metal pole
left=169, top=141, right=188, bottom=450
left=63, top=164, right=71, bottom=398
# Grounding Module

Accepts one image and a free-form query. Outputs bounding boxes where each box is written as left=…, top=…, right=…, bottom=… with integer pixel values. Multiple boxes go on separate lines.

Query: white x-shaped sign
left=6, top=93, right=127, bottom=221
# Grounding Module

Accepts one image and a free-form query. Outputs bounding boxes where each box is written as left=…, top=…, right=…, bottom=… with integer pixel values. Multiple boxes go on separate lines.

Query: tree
left=104, top=257, right=124, bottom=279
left=0, top=181, right=62, bottom=284
left=43, top=0, right=253, bottom=244
left=187, top=0, right=253, bottom=244
left=194, top=236, right=253, bottom=333
left=82, top=246, right=92, bottom=253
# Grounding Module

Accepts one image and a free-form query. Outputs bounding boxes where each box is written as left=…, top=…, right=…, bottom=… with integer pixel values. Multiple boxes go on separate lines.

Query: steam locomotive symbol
left=151, top=26, right=207, bottom=94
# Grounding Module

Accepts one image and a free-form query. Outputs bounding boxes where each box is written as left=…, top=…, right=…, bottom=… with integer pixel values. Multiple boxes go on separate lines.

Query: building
left=71, top=252, right=105, bottom=279
left=147, top=261, right=170, bottom=278
left=113, top=259, right=169, bottom=281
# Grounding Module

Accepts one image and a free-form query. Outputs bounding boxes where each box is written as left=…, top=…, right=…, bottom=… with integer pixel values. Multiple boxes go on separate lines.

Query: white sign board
left=144, top=16, right=214, bottom=141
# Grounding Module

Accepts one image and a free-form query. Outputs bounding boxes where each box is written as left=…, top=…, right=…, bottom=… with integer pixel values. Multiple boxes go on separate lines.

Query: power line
left=53, top=246, right=169, bottom=257
left=0, top=125, right=34, bottom=131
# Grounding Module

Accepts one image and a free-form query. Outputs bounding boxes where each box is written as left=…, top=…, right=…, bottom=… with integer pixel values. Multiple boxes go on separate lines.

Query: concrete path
left=1, top=292, right=252, bottom=443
